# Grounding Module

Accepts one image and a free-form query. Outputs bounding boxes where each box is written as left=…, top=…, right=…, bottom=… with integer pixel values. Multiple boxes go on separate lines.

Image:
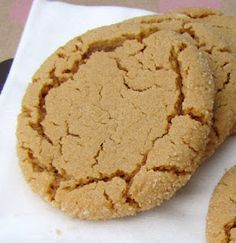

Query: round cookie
left=206, top=165, right=236, bottom=243
left=17, top=21, right=214, bottom=219
left=127, top=12, right=236, bottom=156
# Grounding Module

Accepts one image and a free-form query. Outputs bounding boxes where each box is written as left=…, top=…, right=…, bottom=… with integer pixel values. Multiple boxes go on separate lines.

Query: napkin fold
left=0, top=0, right=235, bottom=242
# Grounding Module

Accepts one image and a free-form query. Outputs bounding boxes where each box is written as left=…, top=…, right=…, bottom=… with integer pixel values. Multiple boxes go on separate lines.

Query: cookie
left=128, top=12, right=236, bottom=156
left=172, top=8, right=236, bottom=135
left=206, top=165, right=236, bottom=243
left=171, top=8, right=236, bottom=55
left=17, top=21, right=214, bottom=219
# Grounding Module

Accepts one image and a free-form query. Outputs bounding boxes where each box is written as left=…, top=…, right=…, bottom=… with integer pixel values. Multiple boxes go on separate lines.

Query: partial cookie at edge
left=206, top=165, right=236, bottom=243
left=172, top=7, right=236, bottom=135
left=126, top=11, right=236, bottom=156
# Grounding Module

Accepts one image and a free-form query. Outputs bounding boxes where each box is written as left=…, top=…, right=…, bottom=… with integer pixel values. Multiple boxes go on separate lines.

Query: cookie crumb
left=55, top=229, right=61, bottom=236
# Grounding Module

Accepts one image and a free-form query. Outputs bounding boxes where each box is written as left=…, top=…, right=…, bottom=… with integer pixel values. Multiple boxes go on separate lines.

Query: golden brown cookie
left=206, top=165, right=236, bottom=243
left=172, top=8, right=236, bottom=135
left=17, top=21, right=214, bottom=220
left=128, top=12, right=236, bottom=156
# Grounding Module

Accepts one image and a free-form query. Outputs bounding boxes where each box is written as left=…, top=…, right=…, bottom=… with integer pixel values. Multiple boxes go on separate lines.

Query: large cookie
left=128, top=12, right=236, bottom=156
left=206, top=165, right=236, bottom=243
left=17, top=21, right=214, bottom=220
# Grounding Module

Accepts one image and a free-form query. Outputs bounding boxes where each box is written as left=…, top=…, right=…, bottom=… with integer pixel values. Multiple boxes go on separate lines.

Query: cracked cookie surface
left=206, top=165, right=236, bottom=243
left=171, top=8, right=236, bottom=139
left=17, top=23, right=214, bottom=219
left=128, top=11, right=236, bottom=156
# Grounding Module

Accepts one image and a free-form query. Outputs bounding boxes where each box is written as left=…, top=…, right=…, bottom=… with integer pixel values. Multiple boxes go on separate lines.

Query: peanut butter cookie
left=206, top=165, right=236, bottom=243
left=128, top=12, right=236, bottom=156
left=17, top=23, right=214, bottom=219
left=172, top=8, right=236, bottom=135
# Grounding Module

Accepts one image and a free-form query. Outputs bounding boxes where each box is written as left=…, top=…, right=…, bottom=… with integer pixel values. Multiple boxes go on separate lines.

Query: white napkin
left=0, top=0, right=235, bottom=242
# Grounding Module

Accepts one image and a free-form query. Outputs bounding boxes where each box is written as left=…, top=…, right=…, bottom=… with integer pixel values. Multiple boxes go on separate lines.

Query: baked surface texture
left=128, top=10, right=236, bottom=156
left=17, top=21, right=214, bottom=219
left=172, top=7, right=236, bottom=136
left=206, top=165, right=236, bottom=243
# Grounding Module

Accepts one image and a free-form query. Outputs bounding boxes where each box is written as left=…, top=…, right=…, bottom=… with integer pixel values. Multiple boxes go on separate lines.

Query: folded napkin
left=0, top=0, right=235, bottom=242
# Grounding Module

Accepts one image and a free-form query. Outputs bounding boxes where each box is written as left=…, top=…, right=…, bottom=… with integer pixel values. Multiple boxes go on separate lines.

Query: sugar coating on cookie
left=128, top=11, right=236, bottom=156
left=173, top=8, right=236, bottom=136
left=17, top=22, right=214, bottom=219
left=206, top=166, right=236, bottom=243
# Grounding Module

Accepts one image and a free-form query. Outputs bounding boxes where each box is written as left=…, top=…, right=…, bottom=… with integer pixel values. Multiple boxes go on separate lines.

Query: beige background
left=1, top=0, right=236, bottom=62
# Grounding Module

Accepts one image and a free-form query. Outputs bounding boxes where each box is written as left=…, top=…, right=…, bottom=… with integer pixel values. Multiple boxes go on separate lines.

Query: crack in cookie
left=127, top=12, right=236, bottom=156
left=225, top=219, right=236, bottom=243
